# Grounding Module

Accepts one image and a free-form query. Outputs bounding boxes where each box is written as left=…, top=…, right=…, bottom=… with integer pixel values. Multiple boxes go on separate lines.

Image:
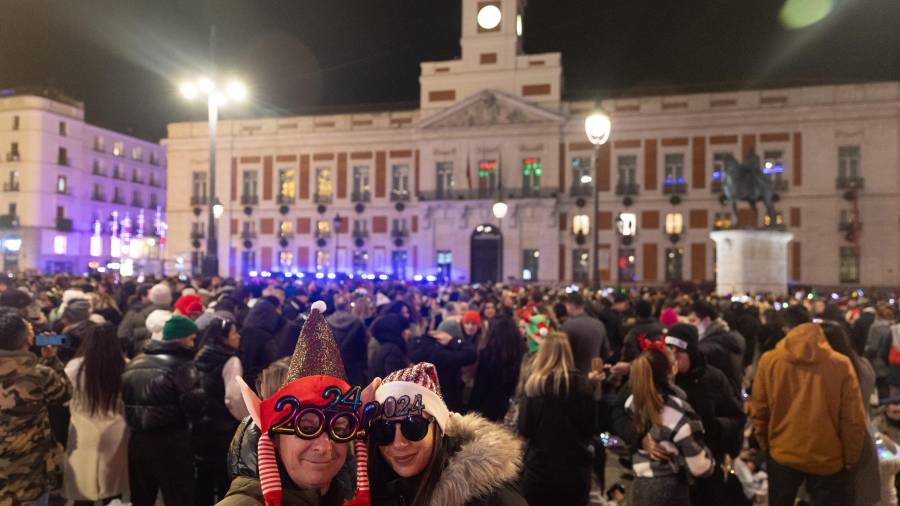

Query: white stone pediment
left=418, top=90, right=564, bottom=129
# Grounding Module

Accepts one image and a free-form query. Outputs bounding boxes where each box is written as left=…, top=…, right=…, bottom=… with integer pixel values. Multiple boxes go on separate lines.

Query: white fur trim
left=311, top=300, right=327, bottom=313
left=375, top=381, right=450, bottom=431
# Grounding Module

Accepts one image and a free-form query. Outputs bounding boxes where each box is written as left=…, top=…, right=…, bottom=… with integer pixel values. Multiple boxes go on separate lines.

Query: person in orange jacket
left=750, top=316, right=867, bottom=506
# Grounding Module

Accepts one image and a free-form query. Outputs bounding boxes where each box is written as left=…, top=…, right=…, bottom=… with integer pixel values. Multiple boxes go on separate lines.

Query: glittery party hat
left=285, top=300, right=347, bottom=384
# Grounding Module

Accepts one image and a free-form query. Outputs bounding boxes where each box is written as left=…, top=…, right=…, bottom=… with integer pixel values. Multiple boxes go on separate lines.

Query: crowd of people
left=2, top=271, right=900, bottom=506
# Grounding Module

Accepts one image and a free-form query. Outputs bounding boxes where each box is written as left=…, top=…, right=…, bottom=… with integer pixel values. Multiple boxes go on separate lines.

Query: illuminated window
left=522, top=158, right=542, bottom=195
left=572, top=214, right=590, bottom=236
left=437, top=250, right=452, bottom=280
left=838, top=146, right=860, bottom=180
left=617, top=212, right=637, bottom=236
left=113, top=142, right=124, bottom=157
left=839, top=246, right=859, bottom=283
left=316, top=168, right=332, bottom=202
left=279, top=250, right=293, bottom=267
left=316, top=250, right=331, bottom=271
left=713, top=212, right=734, bottom=230
left=56, top=175, right=68, bottom=194
left=131, top=147, right=142, bottom=161
left=53, top=235, right=67, bottom=255
left=353, top=250, right=368, bottom=273
left=316, top=220, right=331, bottom=237
left=280, top=220, right=293, bottom=237
left=278, top=168, right=295, bottom=201
left=391, top=165, right=410, bottom=201
left=90, top=236, right=103, bottom=257
left=665, top=213, right=684, bottom=235
left=436, top=162, right=454, bottom=199
left=477, top=160, right=498, bottom=197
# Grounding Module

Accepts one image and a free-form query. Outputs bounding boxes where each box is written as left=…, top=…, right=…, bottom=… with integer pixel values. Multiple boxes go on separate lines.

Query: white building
left=165, top=0, right=900, bottom=289
left=0, top=88, right=167, bottom=274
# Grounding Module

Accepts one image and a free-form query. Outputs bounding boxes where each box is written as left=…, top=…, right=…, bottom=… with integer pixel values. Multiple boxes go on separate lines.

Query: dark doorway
left=470, top=224, right=502, bottom=283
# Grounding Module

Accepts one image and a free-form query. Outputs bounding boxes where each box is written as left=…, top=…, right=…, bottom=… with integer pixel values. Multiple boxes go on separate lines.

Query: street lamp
left=333, top=214, right=344, bottom=274
left=585, top=110, right=612, bottom=289
left=180, top=76, right=247, bottom=276
left=491, top=200, right=508, bottom=219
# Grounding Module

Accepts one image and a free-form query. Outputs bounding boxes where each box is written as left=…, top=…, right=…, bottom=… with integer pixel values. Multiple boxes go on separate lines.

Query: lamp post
left=333, top=214, right=344, bottom=274
left=585, top=110, right=612, bottom=290
left=180, top=76, right=247, bottom=276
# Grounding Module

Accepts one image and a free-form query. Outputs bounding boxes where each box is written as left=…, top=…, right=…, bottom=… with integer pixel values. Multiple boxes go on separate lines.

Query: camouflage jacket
left=0, top=349, right=72, bottom=505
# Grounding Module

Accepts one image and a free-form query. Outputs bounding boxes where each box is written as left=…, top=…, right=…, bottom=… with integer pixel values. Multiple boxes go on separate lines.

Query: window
left=315, top=168, right=332, bottom=202
left=478, top=160, right=498, bottom=198
left=665, top=248, right=684, bottom=282
left=149, top=194, right=158, bottom=209
left=352, top=250, right=368, bottom=274
left=391, top=218, right=409, bottom=237
left=572, top=249, right=590, bottom=284
left=573, top=214, right=590, bottom=236
left=616, top=155, right=637, bottom=194
left=665, top=213, right=684, bottom=235
left=57, top=147, right=68, bottom=165
left=763, top=150, right=786, bottom=190
left=132, top=190, right=142, bottom=206
left=113, top=187, right=123, bottom=203
left=242, top=170, right=259, bottom=199
left=149, top=152, right=159, bottom=165
left=241, top=221, right=257, bottom=237
left=113, top=163, right=123, bottom=179
left=279, top=220, right=293, bottom=237
left=9, top=142, right=19, bottom=160
left=315, top=250, right=331, bottom=271
left=571, top=157, right=592, bottom=195
left=192, top=172, right=208, bottom=201
left=131, top=147, right=142, bottom=161
left=56, top=175, right=68, bottom=194
left=522, top=158, right=541, bottom=196
left=12, top=116, right=19, bottom=130
left=839, top=246, right=859, bottom=283
left=279, top=250, right=293, bottom=268
left=6, top=170, right=20, bottom=192
left=241, top=251, right=257, bottom=276
left=437, top=250, right=452, bottom=280
left=53, top=235, right=67, bottom=255
left=522, top=249, right=540, bottom=281
left=713, top=212, right=734, bottom=230
left=278, top=167, right=296, bottom=202
left=149, top=173, right=157, bottom=187
left=391, top=164, right=410, bottom=201
left=838, top=146, right=861, bottom=180
left=133, top=168, right=142, bottom=183
left=663, top=154, right=685, bottom=194
left=617, top=212, right=637, bottom=237
left=352, top=166, right=370, bottom=201
left=436, top=162, right=454, bottom=198
left=113, top=142, right=124, bottom=157
left=392, top=250, right=408, bottom=280
left=94, top=136, right=105, bottom=151
left=58, top=121, right=67, bottom=136
left=711, top=152, right=730, bottom=192
left=618, top=248, right=637, bottom=283
left=316, top=220, right=331, bottom=237
left=92, top=183, right=102, bottom=198
left=352, top=219, right=368, bottom=236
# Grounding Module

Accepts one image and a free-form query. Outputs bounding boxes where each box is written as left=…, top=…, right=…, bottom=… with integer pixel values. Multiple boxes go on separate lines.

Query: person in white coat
left=63, top=322, right=129, bottom=505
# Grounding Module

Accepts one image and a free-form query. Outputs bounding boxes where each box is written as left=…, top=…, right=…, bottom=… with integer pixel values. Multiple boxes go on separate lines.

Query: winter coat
left=62, top=357, right=129, bottom=502
left=327, top=310, right=368, bottom=387
left=674, top=359, right=746, bottom=460
left=370, top=413, right=526, bottom=506
left=562, top=313, right=610, bottom=374
left=118, top=302, right=170, bottom=356
left=408, top=334, right=476, bottom=413
left=698, top=319, right=746, bottom=395
left=0, top=350, right=72, bottom=505
left=750, top=323, right=867, bottom=475
left=194, top=343, right=241, bottom=462
left=238, top=299, right=284, bottom=391
left=469, top=350, right=522, bottom=422
left=221, top=418, right=356, bottom=506
left=518, top=372, right=596, bottom=506
left=867, top=318, right=892, bottom=380
left=368, top=314, right=410, bottom=380
left=121, top=340, right=201, bottom=432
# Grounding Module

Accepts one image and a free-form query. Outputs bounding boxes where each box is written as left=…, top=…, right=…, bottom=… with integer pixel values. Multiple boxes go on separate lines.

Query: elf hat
left=235, top=300, right=370, bottom=506
left=374, top=362, right=450, bottom=431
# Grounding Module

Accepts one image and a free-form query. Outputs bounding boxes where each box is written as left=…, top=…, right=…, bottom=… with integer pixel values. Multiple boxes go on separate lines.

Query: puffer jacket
left=867, top=318, right=892, bottom=380
left=122, top=340, right=201, bottom=432
left=698, top=319, right=746, bottom=395
left=194, top=343, right=240, bottom=461
left=369, top=413, right=527, bottom=506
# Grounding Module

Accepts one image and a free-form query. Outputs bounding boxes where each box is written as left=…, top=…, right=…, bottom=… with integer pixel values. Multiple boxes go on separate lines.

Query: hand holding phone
left=35, top=334, right=67, bottom=347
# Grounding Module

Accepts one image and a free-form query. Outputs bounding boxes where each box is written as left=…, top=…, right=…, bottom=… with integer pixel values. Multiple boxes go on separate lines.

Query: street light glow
left=213, top=203, right=224, bottom=219
left=492, top=200, right=509, bottom=219
left=585, top=111, right=612, bottom=145
left=226, top=80, right=247, bottom=101
left=197, top=77, right=215, bottom=94
left=180, top=82, right=198, bottom=100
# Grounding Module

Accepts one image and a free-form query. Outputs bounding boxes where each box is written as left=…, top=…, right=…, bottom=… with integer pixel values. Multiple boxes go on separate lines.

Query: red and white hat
left=375, top=363, right=450, bottom=431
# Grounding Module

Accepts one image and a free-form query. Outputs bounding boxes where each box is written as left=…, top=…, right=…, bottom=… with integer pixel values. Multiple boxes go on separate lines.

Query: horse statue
left=721, top=150, right=777, bottom=226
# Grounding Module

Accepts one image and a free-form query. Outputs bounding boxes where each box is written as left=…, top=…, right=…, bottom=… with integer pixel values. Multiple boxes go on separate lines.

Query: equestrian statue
left=721, top=150, right=778, bottom=227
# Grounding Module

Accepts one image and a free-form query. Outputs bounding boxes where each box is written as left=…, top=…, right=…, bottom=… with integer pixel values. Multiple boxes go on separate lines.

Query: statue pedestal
left=710, top=229, right=794, bottom=295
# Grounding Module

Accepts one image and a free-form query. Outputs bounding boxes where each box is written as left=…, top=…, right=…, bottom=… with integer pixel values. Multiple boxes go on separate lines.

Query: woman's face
left=378, top=421, right=435, bottom=478
left=463, top=321, right=478, bottom=336
left=225, top=325, right=240, bottom=349
left=276, top=433, right=348, bottom=494
left=483, top=302, right=497, bottom=319
left=400, top=305, right=411, bottom=320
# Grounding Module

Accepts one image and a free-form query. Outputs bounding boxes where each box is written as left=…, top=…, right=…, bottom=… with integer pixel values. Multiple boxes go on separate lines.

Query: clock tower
left=419, top=0, right=562, bottom=114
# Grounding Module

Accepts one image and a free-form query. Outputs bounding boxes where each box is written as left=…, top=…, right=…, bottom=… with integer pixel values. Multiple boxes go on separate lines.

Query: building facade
left=165, top=0, right=900, bottom=288
left=0, top=89, right=167, bottom=274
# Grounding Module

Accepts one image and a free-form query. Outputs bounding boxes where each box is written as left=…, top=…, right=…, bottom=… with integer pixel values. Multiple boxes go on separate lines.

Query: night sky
left=2, top=0, right=898, bottom=141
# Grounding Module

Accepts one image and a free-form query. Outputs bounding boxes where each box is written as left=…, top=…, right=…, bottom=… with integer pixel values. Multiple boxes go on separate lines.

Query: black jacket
left=238, top=300, right=284, bottom=391
left=408, top=334, right=476, bottom=413
left=368, top=314, right=410, bottom=380
left=193, top=343, right=241, bottom=462
left=327, top=310, right=368, bottom=387
left=122, top=340, right=201, bottom=432
left=518, top=372, right=596, bottom=506
left=697, top=320, right=746, bottom=395
left=675, top=359, right=746, bottom=460
left=469, top=351, right=522, bottom=422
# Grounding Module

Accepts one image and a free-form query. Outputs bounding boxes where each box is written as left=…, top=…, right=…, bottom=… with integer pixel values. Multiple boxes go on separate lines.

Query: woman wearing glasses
left=367, top=362, right=527, bottom=506
left=194, top=317, right=248, bottom=505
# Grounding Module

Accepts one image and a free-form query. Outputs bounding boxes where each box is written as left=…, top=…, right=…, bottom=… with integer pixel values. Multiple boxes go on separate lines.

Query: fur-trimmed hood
left=431, top=413, right=524, bottom=505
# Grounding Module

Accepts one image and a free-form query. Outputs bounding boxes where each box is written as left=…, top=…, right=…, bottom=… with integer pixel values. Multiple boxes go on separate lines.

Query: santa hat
left=236, top=300, right=369, bottom=506
left=375, top=363, right=450, bottom=431
left=174, top=294, right=204, bottom=316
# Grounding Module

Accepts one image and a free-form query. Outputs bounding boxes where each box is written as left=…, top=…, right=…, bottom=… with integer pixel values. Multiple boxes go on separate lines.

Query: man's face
left=887, top=403, right=900, bottom=421
left=687, top=312, right=710, bottom=335
left=483, top=302, right=497, bottom=319
left=667, top=345, right=691, bottom=374
left=276, top=433, right=348, bottom=494
left=462, top=321, right=478, bottom=336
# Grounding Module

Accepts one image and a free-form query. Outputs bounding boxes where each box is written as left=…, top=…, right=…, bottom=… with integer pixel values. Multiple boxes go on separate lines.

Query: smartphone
left=35, top=334, right=67, bottom=347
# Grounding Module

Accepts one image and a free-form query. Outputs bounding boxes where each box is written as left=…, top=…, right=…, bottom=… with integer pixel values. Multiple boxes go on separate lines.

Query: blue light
left=327, top=272, right=336, bottom=279
left=413, top=274, right=423, bottom=282
left=664, top=177, right=674, bottom=185
left=831, top=292, right=840, bottom=300
left=284, top=272, right=293, bottom=278
left=315, top=272, right=325, bottom=279
left=348, top=274, right=354, bottom=279
left=298, top=272, right=305, bottom=278
left=261, top=271, right=271, bottom=278
left=676, top=177, right=686, bottom=184
left=763, top=163, right=784, bottom=175
left=378, top=274, right=389, bottom=281
left=425, top=275, right=437, bottom=282
left=249, top=270, right=258, bottom=277
left=712, top=171, right=722, bottom=180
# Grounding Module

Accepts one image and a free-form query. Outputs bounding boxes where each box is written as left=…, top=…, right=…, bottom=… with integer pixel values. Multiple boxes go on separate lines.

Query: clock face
left=477, top=4, right=502, bottom=30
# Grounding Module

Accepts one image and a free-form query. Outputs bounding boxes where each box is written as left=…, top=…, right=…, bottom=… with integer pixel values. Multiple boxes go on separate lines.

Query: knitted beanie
left=162, top=314, right=198, bottom=341
left=149, top=283, right=173, bottom=306
left=461, top=310, right=482, bottom=328
left=375, top=362, right=450, bottom=431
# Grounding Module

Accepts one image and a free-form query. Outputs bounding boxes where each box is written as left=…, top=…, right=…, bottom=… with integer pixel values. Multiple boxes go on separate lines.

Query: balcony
left=711, top=179, right=723, bottom=193
left=240, top=230, right=257, bottom=240
left=6, top=153, right=20, bottom=162
left=190, top=195, right=208, bottom=206
left=836, top=176, right=865, bottom=191
left=241, top=194, right=259, bottom=205
left=148, top=200, right=158, bottom=210
left=91, top=192, right=106, bottom=202
left=614, top=182, right=640, bottom=196
left=55, top=217, right=73, bottom=232
left=131, top=176, right=145, bottom=184
left=93, top=144, right=105, bottom=153
left=569, top=184, right=594, bottom=197
left=3, top=182, right=19, bottom=192
left=131, top=197, right=144, bottom=208
left=0, top=214, right=19, bottom=229
left=839, top=221, right=863, bottom=233
left=352, top=229, right=369, bottom=240
left=417, top=187, right=558, bottom=202
left=390, top=228, right=410, bottom=239
left=351, top=191, right=371, bottom=203
left=92, top=167, right=106, bottom=177
left=190, top=229, right=205, bottom=240
left=277, top=194, right=295, bottom=205
left=390, top=190, right=411, bottom=202
left=662, top=182, right=687, bottom=195
left=148, top=179, right=160, bottom=188
left=111, top=195, right=126, bottom=205
left=313, top=192, right=332, bottom=204
left=58, top=157, right=70, bottom=167
left=56, top=187, right=70, bottom=196
left=112, top=171, right=125, bottom=181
